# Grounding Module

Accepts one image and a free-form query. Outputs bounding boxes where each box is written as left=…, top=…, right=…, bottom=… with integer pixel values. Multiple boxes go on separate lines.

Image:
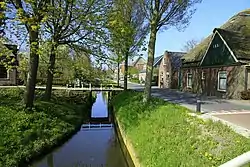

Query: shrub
left=240, top=89, right=250, bottom=100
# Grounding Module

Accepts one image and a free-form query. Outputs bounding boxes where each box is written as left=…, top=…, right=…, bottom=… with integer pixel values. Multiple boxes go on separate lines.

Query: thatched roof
left=182, top=9, right=250, bottom=63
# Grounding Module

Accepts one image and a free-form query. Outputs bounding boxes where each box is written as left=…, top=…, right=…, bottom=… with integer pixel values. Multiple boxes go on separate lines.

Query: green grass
left=129, top=78, right=140, bottom=83
left=0, top=88, right=92, bottom=167
left=112, top=91, right=250, bottom=167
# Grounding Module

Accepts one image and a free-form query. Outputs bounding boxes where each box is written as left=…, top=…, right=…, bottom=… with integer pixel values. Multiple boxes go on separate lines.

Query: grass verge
left=0, top=88, right=93, bottom=167
left=111, top=91, right=250, bottom=167
left=129, top=78, right=140, bottom=84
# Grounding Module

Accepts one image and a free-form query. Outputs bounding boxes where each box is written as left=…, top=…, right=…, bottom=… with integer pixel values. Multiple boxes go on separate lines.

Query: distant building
left=158, top=51, right=185, bottom=88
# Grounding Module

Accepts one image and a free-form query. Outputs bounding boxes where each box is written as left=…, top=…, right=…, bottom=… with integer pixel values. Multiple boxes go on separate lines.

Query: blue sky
left=152, top=0, right=249, bottom=57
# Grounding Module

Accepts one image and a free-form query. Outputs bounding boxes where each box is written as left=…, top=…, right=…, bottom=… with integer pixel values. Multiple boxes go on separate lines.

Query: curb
left=189, top=113, right=250, bottom=138
left=113, top=116, right=141, bottom=167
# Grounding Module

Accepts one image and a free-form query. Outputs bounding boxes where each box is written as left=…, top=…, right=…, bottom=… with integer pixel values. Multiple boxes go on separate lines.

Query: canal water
left=32, top=92, right=127, bottom=167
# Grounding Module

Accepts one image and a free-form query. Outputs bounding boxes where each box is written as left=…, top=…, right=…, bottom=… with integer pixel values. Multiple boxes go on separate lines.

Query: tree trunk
left=24, top=30, right=39, bottom=108
left=44, top=43, right=57, bottom=101
left=124, top=52, right=129, bottom=90
left=117, top=62, right=120, bottom=87
left=143, top=25, right=157, bottom=102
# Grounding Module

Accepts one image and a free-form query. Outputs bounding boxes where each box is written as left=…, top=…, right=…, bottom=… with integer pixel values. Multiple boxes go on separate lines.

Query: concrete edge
left=113, top=116, right=141, bottom=167
left=189, top=113, right=250, bottom=138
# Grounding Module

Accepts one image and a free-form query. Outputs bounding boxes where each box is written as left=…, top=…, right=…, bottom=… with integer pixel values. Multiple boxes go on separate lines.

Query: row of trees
left=106, top=0, right=202, bottom=101
left=3, top=0, right=110, bottom=108
left=1, top=0, right=202, bottom=109
left=18, top=44, right=102, bottom=86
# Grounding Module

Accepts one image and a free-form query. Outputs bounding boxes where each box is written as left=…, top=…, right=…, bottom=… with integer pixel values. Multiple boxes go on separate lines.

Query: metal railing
left=81, top=123, right=113, bottom=129
left=219, top=151, right=250, bottom=167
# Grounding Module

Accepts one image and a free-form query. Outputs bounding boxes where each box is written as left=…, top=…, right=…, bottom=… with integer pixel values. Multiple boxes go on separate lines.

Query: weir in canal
left=32, top=91, right=129, bottom=167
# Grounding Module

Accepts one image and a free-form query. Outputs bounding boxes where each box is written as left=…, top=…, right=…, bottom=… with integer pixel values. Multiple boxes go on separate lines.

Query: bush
left=240, top=89, right=250, bottom=100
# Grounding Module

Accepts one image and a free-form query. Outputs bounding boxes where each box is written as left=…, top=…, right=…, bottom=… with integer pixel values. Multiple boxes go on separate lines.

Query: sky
left=150, top=0, right=250, bottom=58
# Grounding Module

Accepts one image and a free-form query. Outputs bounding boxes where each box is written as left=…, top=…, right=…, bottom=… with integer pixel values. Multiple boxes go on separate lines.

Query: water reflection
left=91, top=92, right=108, bottom=118
left=32, top=92, right=127, bottom=167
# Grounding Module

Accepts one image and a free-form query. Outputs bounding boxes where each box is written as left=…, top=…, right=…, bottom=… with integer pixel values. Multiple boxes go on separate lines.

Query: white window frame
left=213, top=43, right=219, bottom=48
left=201, top=71, right=205, bottom=80
left=217, top=71, right=227, bottom=92
left=187, top=73, right=192, bottom=88
left=163, top=57, right=166, bottom=65
left=6, top=70, right=10, bottom=79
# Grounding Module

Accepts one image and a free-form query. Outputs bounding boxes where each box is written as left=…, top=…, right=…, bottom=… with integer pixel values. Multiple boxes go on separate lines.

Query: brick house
left=133, top=56, right=146, bottom=71
left=158, top=51, right=185, bottom=88
left=181, top=9, right=250, bottom=99
left=119, top=57, right=145, bottom=75
left=0, top=43, right=18, bottom=86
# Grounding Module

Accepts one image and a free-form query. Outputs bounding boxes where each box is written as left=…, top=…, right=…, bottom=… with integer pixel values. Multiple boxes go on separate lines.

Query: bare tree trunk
left=117, top=62, right=120, bottom=86
left=24, top=30, right=39, bottom=108
left=44, top=43, right=57, bottom=101
left=124, top=52, right=129, bottom=90
left=143, top=25, right=157, bottom=102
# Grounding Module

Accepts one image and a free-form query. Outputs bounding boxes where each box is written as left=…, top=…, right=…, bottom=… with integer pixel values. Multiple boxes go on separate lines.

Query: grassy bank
left=112, top=91, right=250, bottom=167
left=0, top=88, right=92, bottom=167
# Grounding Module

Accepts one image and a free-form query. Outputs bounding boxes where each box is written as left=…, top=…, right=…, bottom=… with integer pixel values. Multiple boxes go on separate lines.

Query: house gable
left=134, top=57, right=145, bottom=66
left=200, top=31, right=237, bottom=67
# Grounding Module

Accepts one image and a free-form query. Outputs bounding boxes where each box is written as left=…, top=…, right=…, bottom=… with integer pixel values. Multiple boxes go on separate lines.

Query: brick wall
left=157, top=51, right=182, bottom=89
left=181, top=65, right=245, bottom=99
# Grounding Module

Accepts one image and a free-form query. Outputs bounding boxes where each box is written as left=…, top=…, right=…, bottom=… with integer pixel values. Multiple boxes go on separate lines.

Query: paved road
left=119, top=81, right=250, bottom=130
left=121, top=82, right=250, bottom=113
left=0, top=85, right=123, bottom=91
left=150, top=88, right=250, bottom=113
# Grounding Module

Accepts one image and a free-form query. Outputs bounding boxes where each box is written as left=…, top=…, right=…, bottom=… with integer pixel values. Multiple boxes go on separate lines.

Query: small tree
left=107, top=0, right=148, bottom=90
left=128, top=66, right=139, bottom=78
left=182, top=38, right=202, bottom=52
left=140, top=0, right=202, bottom=102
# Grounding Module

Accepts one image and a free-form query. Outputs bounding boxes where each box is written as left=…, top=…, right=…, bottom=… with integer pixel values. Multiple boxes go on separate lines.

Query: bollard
left=196, top=98, right=201, bottom=112
left=101, top=84, right=102, bottom=90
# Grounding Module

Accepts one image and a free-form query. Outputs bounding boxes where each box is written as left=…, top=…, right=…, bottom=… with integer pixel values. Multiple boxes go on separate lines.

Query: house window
left=213, top=44, right=219, bottom=48
left=163, top=57, right=166, bottom=65
left=0, top=65, right=8, bottom=79
left=187, top=73, right=192, bottom=88
left=217, top=71, right=227, bottom=91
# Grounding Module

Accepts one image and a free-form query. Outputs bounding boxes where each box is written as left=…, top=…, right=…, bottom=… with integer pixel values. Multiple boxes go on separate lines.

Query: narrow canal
left=32, top=91, right=128, bottom=167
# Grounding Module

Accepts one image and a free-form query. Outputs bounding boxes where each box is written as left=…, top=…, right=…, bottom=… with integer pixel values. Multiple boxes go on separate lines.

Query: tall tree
left=42, top=0, right=109, bottom=100
left=8, top=0, right=50, bottom=108
left=0, top=1, right=6, bottom=37
left=107, top=0, right=148, bottom=90
left=140, top=0, right=202, bottom=102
